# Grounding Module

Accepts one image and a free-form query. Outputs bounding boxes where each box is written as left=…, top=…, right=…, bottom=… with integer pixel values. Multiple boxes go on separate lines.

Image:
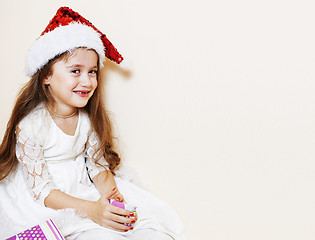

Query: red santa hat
left=25, top=6, right=124, bottom=76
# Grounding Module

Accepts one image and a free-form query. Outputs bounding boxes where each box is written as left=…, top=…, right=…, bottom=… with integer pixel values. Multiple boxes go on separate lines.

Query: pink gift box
left=6, top=219, right=65, bottom=240
left=108, top=199, right=137, bottom=226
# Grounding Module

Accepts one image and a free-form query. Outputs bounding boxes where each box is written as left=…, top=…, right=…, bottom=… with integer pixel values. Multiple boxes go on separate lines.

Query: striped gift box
left=6, top=219, right=65, bottom=240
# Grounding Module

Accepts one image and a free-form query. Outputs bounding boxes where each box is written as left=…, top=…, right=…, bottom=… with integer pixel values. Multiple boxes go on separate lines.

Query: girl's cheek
left=93, top=80, right=98, bottom=90
left=69, top=80, right=80, bottom=89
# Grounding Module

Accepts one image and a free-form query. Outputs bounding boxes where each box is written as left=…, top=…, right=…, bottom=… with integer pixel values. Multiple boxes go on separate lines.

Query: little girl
left=0, top=7, right=185, bottom=240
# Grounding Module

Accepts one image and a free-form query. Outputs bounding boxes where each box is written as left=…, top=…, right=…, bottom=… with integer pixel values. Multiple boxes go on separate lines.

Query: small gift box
left=109, top=199, right=137, bottom=226
left=6, top=219, right=65, bottom=240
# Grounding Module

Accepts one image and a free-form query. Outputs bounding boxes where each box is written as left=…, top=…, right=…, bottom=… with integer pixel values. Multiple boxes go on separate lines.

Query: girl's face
left=44, top=48, right=98, bottom=113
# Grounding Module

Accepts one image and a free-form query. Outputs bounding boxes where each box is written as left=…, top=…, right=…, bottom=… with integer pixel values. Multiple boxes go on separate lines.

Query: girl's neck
left=46, top=104, right=78, bottom=119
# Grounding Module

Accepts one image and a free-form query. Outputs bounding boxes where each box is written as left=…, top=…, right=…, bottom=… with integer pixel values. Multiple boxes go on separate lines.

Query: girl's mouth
left=73, top=91, right=91, bottom=97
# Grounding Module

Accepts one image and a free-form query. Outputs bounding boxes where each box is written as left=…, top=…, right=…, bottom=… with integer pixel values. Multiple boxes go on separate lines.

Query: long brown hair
left=0, top=49, right=120, bottom=180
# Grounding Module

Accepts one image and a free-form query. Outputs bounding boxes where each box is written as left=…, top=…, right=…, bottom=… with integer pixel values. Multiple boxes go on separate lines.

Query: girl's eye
left=71, top=69, right=80, bottom=74
left=89, top=70, right=98, bottom=74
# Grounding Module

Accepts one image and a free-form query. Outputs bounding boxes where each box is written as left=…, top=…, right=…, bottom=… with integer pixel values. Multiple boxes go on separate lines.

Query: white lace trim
left=85, top=130, right=109, bottom=180
left=16, top=127, right=56, bottom=206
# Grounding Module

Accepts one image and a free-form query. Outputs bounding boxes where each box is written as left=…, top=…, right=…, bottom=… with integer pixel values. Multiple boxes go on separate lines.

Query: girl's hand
left=107, top=189, right=138, bottom=222
left=107, top=189, right=138, bottom=223
left=110, top=189, right=125, bottom=203
left=87, top=188, right=136, bottom=232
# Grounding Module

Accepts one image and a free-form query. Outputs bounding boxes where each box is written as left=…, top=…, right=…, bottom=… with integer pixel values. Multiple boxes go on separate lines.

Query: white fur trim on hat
left=25, top=23, right=105, bottom=76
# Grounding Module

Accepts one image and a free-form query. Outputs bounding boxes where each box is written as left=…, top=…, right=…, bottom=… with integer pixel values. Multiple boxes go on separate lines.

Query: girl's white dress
left=0, top=104, right=185, bottom=240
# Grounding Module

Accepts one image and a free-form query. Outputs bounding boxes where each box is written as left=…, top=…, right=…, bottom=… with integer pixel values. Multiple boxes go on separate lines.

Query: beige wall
left=1, top=0, right=315, bottom=239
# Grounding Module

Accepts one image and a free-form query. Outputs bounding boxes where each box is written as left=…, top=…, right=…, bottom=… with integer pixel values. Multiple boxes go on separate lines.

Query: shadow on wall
left=100, top=59, right=133, bottom=82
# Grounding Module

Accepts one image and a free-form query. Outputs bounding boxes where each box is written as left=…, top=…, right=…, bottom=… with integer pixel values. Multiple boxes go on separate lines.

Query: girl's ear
left=43, top=75, right=51, bottom=85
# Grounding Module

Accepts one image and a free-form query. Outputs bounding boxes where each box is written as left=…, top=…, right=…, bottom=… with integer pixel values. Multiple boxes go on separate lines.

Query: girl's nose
left=80, top=74, right=92, bottom=87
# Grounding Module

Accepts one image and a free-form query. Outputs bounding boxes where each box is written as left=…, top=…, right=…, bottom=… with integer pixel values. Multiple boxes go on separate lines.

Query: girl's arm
left=92, top=170, right=138, bottom=222
left=16, top=127, right=134, bottom=232
left=44, top=188, right=135, bottom=231
left=85, top=130, right=124, bottom=202
left=92, top=169, right=125, bottom=202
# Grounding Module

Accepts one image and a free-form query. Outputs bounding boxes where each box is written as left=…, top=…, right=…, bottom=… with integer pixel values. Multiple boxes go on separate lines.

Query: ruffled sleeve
left=15, top=113, right=56, bottom=206
left=85, top=130, right=109, bottom=180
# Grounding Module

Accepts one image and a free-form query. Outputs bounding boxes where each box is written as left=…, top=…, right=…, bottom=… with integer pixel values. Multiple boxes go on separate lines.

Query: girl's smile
left=73, top=90, right=92, bottom=97
left=44, top=48, right=98, bottom=115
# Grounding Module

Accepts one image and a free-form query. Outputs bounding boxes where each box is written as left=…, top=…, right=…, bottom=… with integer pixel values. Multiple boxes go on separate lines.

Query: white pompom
left=119, top=58, right=133, bottom=70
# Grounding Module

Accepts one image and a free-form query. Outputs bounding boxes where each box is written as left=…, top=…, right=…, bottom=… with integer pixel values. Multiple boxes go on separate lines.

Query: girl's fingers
left=109, top=205, right=135, bottom=223
left=110, top=211, right=136, bottom=225
left=102, top=211, right=135, bottom=231
left=134, top=212, right=138, bottom=222
left=97, top=191, right=136, bottom=230
left=115, top=194, right=124, bottom=202
left=108, top=204, right=132, bottom=218
left=100, top=187, right=118, bottom=202
left=103, top=205, right=136, bottom=225
left=110, top=191, right=124, bottom=203
left=102, top=219, right=131, bottom=232
left=107, top=187, right=118, bottom=199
